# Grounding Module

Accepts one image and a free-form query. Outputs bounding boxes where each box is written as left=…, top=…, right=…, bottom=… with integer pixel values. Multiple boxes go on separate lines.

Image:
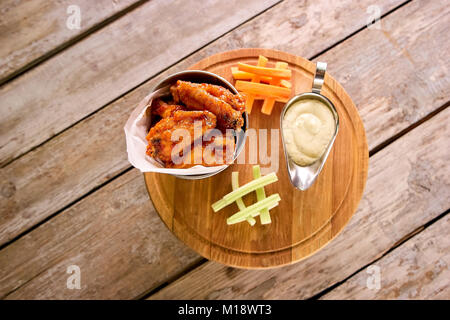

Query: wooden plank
left=149, top=107, right=450, bottom=300
left=0, top=0, right=141, bottom=83
left=0, top=169, right=202, bottom=299
left=0, top=0, right=279, bottom=166
left=321, top=215, right=450, bottom=299
left=320, top=1, right=450, bottom=149
left=0, top=0, right=406, bottom=248
left=3, top=105, right=449, bottom=299
left=0, top=1, right=408, bottom=298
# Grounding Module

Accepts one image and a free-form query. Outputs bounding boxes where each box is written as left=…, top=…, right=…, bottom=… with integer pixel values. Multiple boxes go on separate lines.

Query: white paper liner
left=124, top=87, right=228, bottom=175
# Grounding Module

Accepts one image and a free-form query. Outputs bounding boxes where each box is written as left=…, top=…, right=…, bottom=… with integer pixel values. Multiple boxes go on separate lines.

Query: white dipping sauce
left=282, top=99, right=335, bottom=166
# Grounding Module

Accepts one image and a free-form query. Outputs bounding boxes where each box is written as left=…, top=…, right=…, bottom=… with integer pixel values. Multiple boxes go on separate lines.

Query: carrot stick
left=231, top=67, right=292, bottom=89
left=238, top=62, right=291, bottom=79
left=255, top=95, right=289, bottom=103
left=242, top=93, right=288, bottom=103
left=235, top=80, right=291, bottom=99
left=244, top=55, right=267, bottom=114
left=261, top=62, right=289, bottom=115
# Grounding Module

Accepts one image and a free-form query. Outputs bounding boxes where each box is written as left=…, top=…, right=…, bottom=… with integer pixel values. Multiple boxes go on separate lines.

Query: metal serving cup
left=280, top=62, right=339, bottom=190
left=150, top=70, right=248, bottom=180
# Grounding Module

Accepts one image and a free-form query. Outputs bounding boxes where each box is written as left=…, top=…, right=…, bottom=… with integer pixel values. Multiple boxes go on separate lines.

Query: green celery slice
left=246, top=216, right=256, bottom=226
left=253, top=165, right=271, bottom=224
left=228, top=200, right=279, bottom=225
left=223, top=172, right=277, bottom=201
left=212, top=172, right=278, bottom=212
left=231, top=172, right=246, bottom=211
left=225, top=203, right=277, bottom=225
left=211, top=199, right=226, bottom=212
left=227, top=194, right=280, bottom=225
left=231, top=171, right=254, bottom=226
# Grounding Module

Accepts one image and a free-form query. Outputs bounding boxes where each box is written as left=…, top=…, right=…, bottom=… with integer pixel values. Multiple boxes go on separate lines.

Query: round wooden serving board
left=144, top=48, right=368, bottom=269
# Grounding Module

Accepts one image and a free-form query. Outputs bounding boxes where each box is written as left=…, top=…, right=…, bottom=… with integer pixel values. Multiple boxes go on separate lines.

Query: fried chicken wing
left=170, top=80, right=244, bottom=130
left=199, top=83, right=245, bottom=113
left=151, top=98, right=185, bottom=118
left=146, top=110, right=216, bottom=164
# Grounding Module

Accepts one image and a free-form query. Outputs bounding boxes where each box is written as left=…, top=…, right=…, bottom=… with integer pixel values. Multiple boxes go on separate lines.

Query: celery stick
left=211, top=199, right=227, bottom=212
left=231, top=172, right=246, bottom=211
left=228, top=200, right=279, bottom=225
left=223, top=172, right=277, bottom=202
left=231, top=171, right=254, bottom=226
left=253, top=165, right=271, bottom=224
left=246, top=216, right=256, bottom=226
left=227, top=194, right=280, bottom=225
left=211, top=172, right=278, bottom=212
left=247, top=202, right=277, bottom=218
left=211, top=172, right=277, bottom=212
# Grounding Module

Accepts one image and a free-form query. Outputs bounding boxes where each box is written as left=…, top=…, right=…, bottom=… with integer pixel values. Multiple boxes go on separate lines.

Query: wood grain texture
left=149, top=107, right=450, bottom=299
left=321, top=0, right=450, bottom=149
left=0, top=0, right=141, bottom=83
left=0, top=0, right=278, bottom=166
left=321, top=215, right=450, bottom=300
left=0, top=0, right=447, bottom=299
left=185, top=0, right=405, bottom=62
left=0, top=169, right=201, bottom=299
left=0, top=0, right=404, bottom=248
left=144, top=49, right=369, bottom=268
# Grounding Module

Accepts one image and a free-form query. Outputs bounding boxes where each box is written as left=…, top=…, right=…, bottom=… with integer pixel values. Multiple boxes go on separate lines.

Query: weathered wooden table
left=0, top=0, right=448, bottom=300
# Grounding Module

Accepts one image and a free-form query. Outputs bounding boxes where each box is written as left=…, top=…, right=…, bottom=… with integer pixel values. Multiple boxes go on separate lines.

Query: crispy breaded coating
left=170, top=80, right=244, bottom=130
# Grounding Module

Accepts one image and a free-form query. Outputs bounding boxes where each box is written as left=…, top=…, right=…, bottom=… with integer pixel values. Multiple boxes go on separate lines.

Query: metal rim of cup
left=150, top=70, right=249, bottom=180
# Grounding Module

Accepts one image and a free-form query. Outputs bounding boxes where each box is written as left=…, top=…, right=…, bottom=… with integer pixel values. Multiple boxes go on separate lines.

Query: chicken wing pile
left=146, top=81, right=245, bottom=168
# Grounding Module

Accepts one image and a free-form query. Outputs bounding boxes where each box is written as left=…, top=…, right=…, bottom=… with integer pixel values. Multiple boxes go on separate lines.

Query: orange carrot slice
left=235, top=81, right=291, bottom=99
left=245, top=55, right=267, bottom=114
left=261, top=62, right=289, bottom=115
left=255, top=95, right=289, bottom=103
left=237, top=62, right=291, bottom=79
left=231, top=67, right=292, bottom=88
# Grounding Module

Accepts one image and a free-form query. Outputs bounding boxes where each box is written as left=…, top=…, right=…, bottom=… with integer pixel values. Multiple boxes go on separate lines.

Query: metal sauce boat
left=280, top=62, right=340, bottom=190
